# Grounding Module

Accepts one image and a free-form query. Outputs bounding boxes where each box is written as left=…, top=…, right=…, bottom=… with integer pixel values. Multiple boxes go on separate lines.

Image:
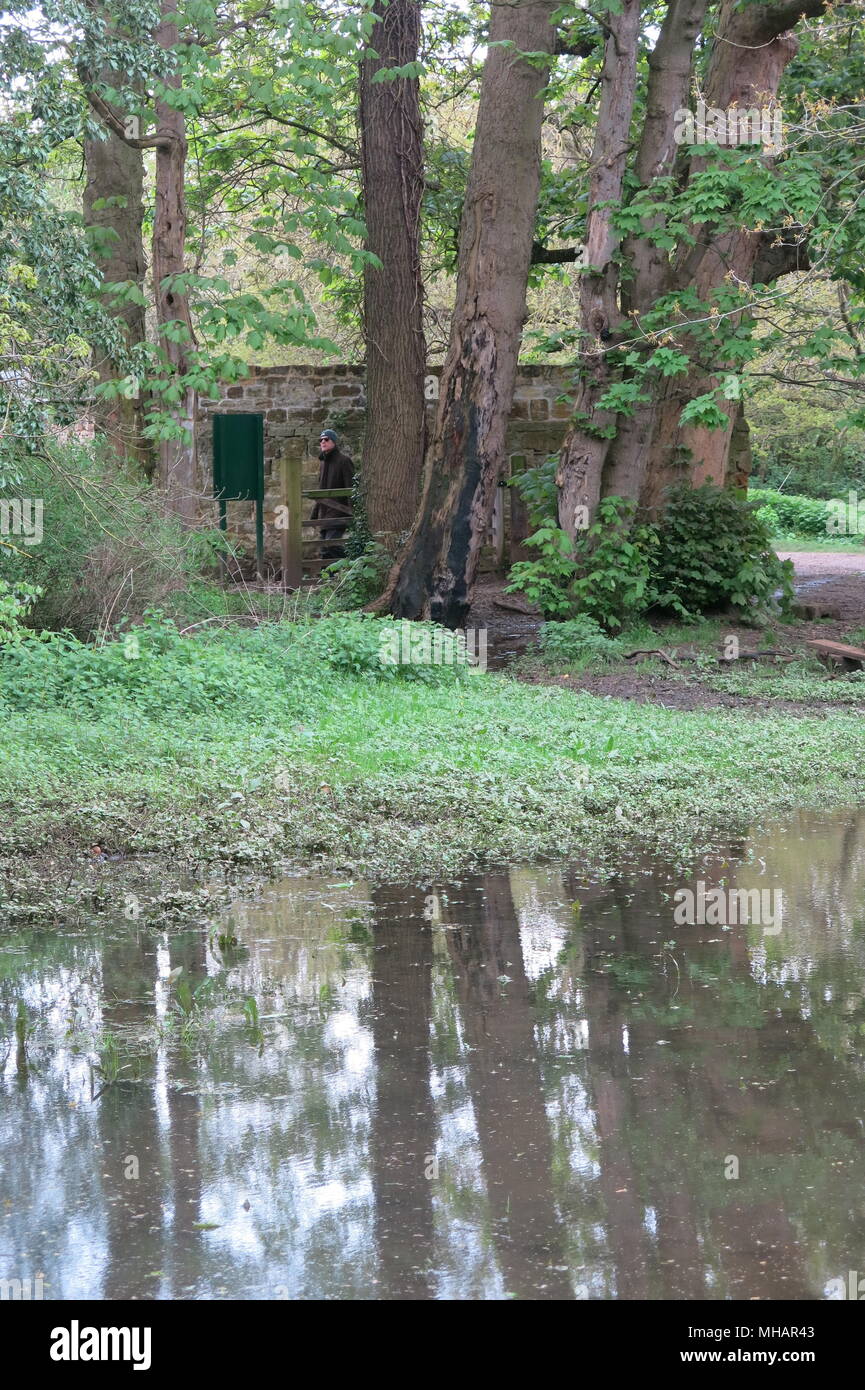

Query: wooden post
left=491, top=485, right=505, bottom=573
left=281, top=452, right=302, bottom=591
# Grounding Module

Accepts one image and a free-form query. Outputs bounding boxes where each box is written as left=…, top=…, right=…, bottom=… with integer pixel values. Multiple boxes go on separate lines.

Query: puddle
left=3, top=808, right=865, bottom=1299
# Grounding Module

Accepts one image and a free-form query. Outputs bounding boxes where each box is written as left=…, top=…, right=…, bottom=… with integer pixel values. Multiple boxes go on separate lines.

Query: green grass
left=3, top=614, right=865, bottom=924
left=773, top=536, right=865, bottom=552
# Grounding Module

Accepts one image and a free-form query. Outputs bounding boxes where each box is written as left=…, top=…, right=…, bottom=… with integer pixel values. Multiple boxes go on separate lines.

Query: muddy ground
left=470, top=551, right=865, bottom=714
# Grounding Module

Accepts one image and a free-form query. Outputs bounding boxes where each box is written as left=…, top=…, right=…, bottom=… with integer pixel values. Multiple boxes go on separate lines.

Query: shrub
left=506, top=497, right=658, bottom=630
left=506, top=484, right=794, bottom=627
left=748, top=488, right=830, bottom=538
left=570, top=497, right=658, bottom=631
left=0, top=441, right=229, bottom=639
left=538, top=615, right=627, bottom=667
left=0, top=579, right=42, bottom=645
left=508, top=454, right=558, bottom=529
left=651, top=484, right=794, bottom=618
left=505, top=524, right=579, bottom=618
left=319, top=541, right=392, bottom=610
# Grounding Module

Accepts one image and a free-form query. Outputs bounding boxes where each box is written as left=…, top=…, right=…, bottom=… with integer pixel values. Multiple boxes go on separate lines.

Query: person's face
left=319, top=435, right=336, bottom=454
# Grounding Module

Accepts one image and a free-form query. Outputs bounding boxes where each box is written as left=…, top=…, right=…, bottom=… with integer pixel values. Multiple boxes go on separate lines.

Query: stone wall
left=197, top=364, right=574, bottom=564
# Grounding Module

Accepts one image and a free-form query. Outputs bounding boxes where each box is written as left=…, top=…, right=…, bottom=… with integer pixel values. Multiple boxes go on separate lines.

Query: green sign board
left=213, top=412, right=264, bottom=501
left=212, top=412, right=265, bottom=576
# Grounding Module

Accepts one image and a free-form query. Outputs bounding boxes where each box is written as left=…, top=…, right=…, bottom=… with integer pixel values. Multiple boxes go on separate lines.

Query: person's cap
left=319, top=429, right=338, bottom=443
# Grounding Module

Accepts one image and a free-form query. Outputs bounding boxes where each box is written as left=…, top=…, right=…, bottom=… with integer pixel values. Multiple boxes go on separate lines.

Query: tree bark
left=641, top=0, right=823, bottom=506
left=83, top=87, right=150, bottom=472
left=152, top=0, right=197, bottom=520
left=359, top=0, right=427, bottom=548
left=377, top=0, right=558, bottom=626
left=601, top=0, right=709, bottom=503
left=557, top=0, right=826, bottom=526
left=555, top=0, right=642, bottom=540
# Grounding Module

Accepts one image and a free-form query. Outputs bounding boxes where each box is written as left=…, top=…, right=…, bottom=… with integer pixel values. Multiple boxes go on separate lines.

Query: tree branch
left=530, top=241, right=581, bottom=264
left=84, top=88, right=172, bottom=149
left=751, top=229, right=811, bottom=284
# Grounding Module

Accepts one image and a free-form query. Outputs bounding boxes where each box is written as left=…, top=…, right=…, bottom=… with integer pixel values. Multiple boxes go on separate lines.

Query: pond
left=2, top=808, right=865, bottom=1300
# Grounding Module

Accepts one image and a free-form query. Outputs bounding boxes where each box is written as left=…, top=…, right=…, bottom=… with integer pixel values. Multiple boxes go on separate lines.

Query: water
left=2, top=808, right=865, bottom=1300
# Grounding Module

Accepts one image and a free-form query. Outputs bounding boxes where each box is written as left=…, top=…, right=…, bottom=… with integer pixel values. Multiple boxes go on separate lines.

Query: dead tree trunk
left=377, top=0, right=558, bottom=626
left=359, top=0, right=426, bottom=548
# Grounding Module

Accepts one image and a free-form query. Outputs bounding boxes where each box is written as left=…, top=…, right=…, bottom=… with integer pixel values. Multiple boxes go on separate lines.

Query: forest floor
left=476, top=549, right=865, bottom=715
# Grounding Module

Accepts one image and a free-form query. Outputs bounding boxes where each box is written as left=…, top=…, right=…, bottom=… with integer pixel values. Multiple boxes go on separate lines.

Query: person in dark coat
left=311, top=428, right=354, bottom=560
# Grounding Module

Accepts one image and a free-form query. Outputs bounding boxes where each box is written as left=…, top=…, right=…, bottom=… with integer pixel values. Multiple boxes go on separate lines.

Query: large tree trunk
left=558, top=0, right=826, bottom=529
left=555, top=0, right=642, bottom=540
left=358, top=0, right=426, bottom=548
left=601, top=0, right=710, bottom=504
left=377, top=0, right=558, bottom=626
left=640, top=2, right=825, bottom=508
left=152, top=0, right=197, bottom=520
left=84, top=94, right=150, bottom=472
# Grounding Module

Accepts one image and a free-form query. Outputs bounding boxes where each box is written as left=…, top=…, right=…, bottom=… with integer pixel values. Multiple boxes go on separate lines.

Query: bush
left=506, top=484, right=794, bottom=627
left=748, top=488, right=831, bottom=538
left=538, top=615, right=627, bottom=667
left=508, top=454, right=558, bottom=530
left=570, top=497, right=658, bottom=631
left=652, top=484, right=794, bottom=618
left=507, top=497, right=658, bottom=630
left=0, top=441, right=229, bottom=639
left=505, top=524, right=579, bottom=618
left=319, top=541, right=392, bottom=610
left=0, top=579, right=41, bottom=645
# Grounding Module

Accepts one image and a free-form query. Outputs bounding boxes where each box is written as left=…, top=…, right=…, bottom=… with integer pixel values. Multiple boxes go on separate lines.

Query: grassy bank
left=3, top=614, right=865, bottom=923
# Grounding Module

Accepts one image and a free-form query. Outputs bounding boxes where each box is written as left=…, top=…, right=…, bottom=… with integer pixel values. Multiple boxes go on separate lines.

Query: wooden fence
left=278, top=454, right=511, bottom=590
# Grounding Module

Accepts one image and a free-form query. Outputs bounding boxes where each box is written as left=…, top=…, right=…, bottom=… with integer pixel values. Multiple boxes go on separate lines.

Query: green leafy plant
left=505, top=523, right=577, bottom=618
left=569, top=497, right=659, bottom=631
left=320, top=540, right=392, bottom=609
left=748, top=487, right=833, bottom=538
left=651, top=483, right=794, bottom=619
left=0, top=580, right=42, bottom=644
left=538, top=615, right=627, bottom=667
left=507, top=454, right=558, bottom=529
left=95, top=1031, right=124, bottom=1086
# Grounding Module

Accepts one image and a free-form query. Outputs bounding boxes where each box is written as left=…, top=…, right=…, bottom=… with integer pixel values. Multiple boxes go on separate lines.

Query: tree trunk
left=359, top=0, right=426, bottom=548
left=558, top=0, right=826, bottom=527
left=83, top=90, right=150, bottom=472
left=152, top=0, right=197, bottom=520
left=555, top=0, right=643, bottom=540
left=601, top=0, right=709, bottom=503
left=377, top=0, right=558, bottom=626
left=641, top=1, right=825, bottom=507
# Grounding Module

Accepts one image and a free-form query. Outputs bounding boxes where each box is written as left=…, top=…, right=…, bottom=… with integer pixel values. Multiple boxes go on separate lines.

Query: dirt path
left=777, top=550, right=865, bottom=627
left=473, top=552, right=865, bottom=714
